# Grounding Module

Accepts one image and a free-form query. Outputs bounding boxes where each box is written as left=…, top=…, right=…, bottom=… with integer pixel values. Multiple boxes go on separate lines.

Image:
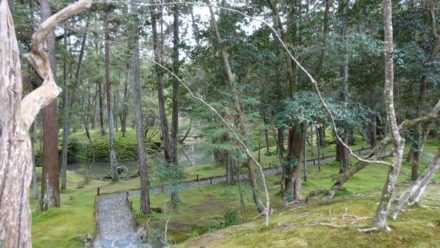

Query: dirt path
left=93, top=192, right=149, bottom=248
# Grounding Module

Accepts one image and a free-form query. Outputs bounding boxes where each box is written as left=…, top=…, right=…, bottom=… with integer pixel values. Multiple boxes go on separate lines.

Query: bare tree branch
left=20, top=0, right=92, bottom=131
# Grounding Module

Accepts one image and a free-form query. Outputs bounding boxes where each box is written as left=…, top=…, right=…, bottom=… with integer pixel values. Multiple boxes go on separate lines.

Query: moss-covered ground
left=31, top=133, right=439, bottom=247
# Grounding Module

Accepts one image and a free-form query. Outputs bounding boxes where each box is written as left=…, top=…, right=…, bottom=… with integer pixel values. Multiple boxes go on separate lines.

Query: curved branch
left=20, top=0, right=92, bottom=131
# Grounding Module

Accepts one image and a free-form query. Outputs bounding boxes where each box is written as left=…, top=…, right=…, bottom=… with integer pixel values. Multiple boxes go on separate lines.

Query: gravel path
left=93, top=193, right=150, bottom=248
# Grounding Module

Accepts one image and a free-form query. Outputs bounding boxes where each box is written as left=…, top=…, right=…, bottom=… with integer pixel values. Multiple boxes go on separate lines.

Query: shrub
left=223, top=207, right=239, bottom=227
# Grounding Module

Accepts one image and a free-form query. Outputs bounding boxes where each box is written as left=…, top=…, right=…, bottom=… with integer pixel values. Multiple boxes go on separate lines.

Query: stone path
left=93, top=192, right=150, bottom=248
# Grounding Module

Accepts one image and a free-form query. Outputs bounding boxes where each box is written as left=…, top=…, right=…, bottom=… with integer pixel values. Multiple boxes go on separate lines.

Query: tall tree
left=0, top=0, right=91, bottom=245
left=373, top=0, right=405, bottom=230
left=104, top=6, right=118, bottom=180
left=61, top=27, right=69, bottom=190
left=336, top=0, right=350, bottom=173
left=150, top=1, right=180, bottom=206
left=170, top=2, right=181, bottom=206
left=130, top=0, right=150, bottom=215
left=408, top=0, right=440, bottom=181
left=40, top=0, right=60, bottom=210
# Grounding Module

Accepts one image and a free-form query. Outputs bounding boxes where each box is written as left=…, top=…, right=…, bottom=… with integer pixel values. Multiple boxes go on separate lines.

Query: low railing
left=96, top=146, right=370, bottom=196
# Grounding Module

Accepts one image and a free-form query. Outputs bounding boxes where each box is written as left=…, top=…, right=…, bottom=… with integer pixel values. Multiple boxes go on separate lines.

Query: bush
left=223, top=207, right=239, bottom=227
left=68, top=136, right=87, bottom=163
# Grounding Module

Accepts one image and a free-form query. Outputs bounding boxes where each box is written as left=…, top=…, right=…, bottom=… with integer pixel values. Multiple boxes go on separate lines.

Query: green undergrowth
left=31, top=139, right=439, bottom=247
left=129, top=140, right=438, bottom=245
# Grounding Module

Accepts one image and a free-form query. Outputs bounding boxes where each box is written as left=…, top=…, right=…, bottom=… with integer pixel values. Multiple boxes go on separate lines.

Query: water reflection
left=69, top=143, right=214, bottom=180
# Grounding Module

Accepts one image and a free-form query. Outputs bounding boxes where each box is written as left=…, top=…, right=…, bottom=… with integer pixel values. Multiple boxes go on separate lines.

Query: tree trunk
left=315, top=0, right=330, bottom=79
left=131, top=1, right=150, bottom=214
left=120, top=63, right=129, bottom=137
left=369, top=98, right=377, bottom=147
left=0, top=0, right=90, bottom=246
left=277, top=128, right=284, bottom=158
left=317, top=131, right=321, bottom=171
left=61, top=27, right=69, bottom=190
left=104, top=8, right=118, bottom=180
left=318, top=127, right=326, bottom=146
left=40, top=0, right=60, bottom=210
left=338, top=0, right=350, bottom=174
left=151, top=5, right=171, bottom=163
left=373, top=0, right=405, bottom=229
left=98, top=82, right=105, bottom=136
left=283, top=124, right=306, bottom=205
left=0, top=5, right=32, bottom=240
left=391, top=147, right=440, bottom=220
left=336, top=137, right=349, bottom=173
left=170, top=2, right=181, bottom=207
left=264, top=128, right=270, bottom=154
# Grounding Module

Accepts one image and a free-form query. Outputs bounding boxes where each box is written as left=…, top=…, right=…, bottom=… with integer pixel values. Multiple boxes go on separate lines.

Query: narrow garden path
left=93, top=192, right=149, bottom=248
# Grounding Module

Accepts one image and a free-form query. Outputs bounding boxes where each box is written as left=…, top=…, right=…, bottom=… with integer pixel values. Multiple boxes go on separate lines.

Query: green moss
left=31, top=138, right=440, bottom=248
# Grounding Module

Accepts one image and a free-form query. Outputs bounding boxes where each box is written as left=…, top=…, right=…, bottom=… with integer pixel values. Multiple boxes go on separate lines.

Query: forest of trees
left=0, top=0, right=439, bottom=247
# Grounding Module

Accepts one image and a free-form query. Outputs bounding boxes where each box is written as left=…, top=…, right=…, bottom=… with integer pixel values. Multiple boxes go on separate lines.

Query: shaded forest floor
left=30, top=139, right=440, bottom=247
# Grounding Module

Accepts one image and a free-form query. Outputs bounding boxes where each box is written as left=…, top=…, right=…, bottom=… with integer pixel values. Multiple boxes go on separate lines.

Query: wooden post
left=196, top=174, right=199, bottom=181
left=97, top=187, right=100, bottom=195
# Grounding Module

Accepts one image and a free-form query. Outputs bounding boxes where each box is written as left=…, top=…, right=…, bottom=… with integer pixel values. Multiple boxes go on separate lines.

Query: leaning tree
left=0, top=0, right=91, bottom=246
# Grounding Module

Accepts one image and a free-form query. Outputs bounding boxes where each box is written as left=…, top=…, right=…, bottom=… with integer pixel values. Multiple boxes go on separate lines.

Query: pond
left=69, top=143, right=214, bottom=180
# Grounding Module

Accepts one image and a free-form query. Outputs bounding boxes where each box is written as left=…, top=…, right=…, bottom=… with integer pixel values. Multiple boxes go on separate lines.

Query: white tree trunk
left=0, top=0, right=91, bottom=246
left=373, top=0, right=405, bottom=230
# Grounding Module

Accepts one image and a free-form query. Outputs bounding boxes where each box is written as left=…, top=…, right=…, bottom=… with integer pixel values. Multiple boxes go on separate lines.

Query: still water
left=69, top=143, right=214, bottom=180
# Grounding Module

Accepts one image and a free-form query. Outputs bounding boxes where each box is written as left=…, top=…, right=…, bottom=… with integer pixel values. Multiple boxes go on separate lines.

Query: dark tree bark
left=264, top=128, right=270, bottom=154
left=130, top=1, right=150, bottom=214
left=277, top=128, right=284, bottom=158
left=315, top=0, right=331, bottom=80
left=98, top=82, right=105, bottom=136
left=104, top=7, right=118, bottom=180
left=283, top=124, right=306, bottom=205
left=40, top=0, right=60, bottom=210
left=61, top=27, right=69, bottom=190
left=318, top=127, right=326, bottom=146
left=120, top=63, right=129, bottom=137
left=151, top=5, right=171, bottom=162
left=170, top=2, right=181, bottom=206
left=337, top=0, right=350, bottom=174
